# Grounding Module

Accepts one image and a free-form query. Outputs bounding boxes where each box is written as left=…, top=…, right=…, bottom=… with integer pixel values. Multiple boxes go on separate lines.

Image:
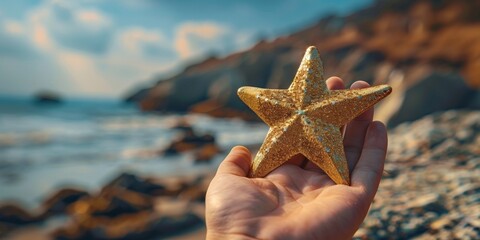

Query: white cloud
left=41, top=26, right=179, bottom=97
left=55, top=51, right=112, bottom=96
left=0, top=1, right=118, bottom=97
left=0, top=1, right=257, bottom=98
left=76, top=9, right=110, bottom=26
left=0, top=19, right=39, bottom=58
left=174, top=21, right=256, bottom=61
left=118, top=27, right=171, bottom=58
left=175, top=22, right=230, bottom=59
left=27, top=0, right=113, bottom=54
left=99, top=27, right=179, bottom=94
left=27, top=6, right=54, bottom=51
left=3, top=21, right=24, bottom=36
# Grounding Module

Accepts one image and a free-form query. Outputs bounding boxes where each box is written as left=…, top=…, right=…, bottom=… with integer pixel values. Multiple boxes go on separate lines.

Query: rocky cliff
left=126, top=0, right=480, bottom=126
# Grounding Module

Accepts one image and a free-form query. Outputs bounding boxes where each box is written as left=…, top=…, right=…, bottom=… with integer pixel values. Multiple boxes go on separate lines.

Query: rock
left=53, top=210, right=203, bottom=240
left=40, top=188, right=89, bottom=217
left=388, top=71, right=476, bottom=127
left=356, top=110, right=479, bottom=239
left=469, top=91, right=480, bottom=108
left=103, top=173, right=167, bottom=197
left=430, top=216, right=452, bottom=232
left=162, top=128, right=219, bottom=156
left=48, top=173, right=209, bottom=240
left=194, top=143, right=221, bottom=163
left=69, top=188, right=153, bottom=218
left=151, top=213, right=203, bottom=237
left=399, top=217, right=429, bottom=238
left=33, top=91, right=62, bottom=104
left=189, top=99, right=258, bottom=120
left=53, top=195, right=203, bottom=240
left=0, top=204, right=41, bottom=237
left=52, top=211, right=155, bottom=240
left=170, top=119, right=193, bottom=131
left=178, top=187, right=207, bottom=203
left=123, top=87, right=151, bottom=103
left=450, top=183, right=480, bottom=199
left=0, top=204, right=39, bottom=225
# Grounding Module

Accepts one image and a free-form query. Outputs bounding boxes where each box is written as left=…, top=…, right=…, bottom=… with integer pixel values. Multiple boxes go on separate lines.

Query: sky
left=0, top=0, right=373, bottom=99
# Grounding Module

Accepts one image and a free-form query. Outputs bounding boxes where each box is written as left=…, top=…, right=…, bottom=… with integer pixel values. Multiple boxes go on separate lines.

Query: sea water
left=0, top=97, right=268, bottom=208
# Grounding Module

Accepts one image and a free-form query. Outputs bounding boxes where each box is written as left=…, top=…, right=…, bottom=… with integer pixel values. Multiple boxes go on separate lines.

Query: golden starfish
left=237, top=46, right=392, bottom=185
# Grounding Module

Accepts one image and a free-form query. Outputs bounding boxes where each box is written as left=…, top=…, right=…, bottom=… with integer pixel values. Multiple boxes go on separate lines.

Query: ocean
left=0, top=97, right=268, bottom=208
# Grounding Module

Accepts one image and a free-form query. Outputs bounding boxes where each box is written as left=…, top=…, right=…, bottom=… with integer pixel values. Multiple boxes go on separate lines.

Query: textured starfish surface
left=237, top=46, right=392, bottom=185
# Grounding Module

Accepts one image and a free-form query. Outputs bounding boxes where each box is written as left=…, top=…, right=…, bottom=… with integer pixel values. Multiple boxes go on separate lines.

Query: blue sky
left=0, top=0, right=373, bottom=99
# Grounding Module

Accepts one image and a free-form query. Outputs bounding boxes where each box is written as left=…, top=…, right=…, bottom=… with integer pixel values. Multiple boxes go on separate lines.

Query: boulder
left=40, top=188, right=89, bottom=217
left=194, top=143, right=222, bottom=164
left=388, top=71, right=476, bottom=127
left=68, top=188, right=153, bottom=218
left=0, top=204, right=39, bottom=225
left=33, top=91, right=62, bottom=104
left=53, top=194, right=203, bottom=240
left=150, top=213, right=203, bottom=237
left=162, top=128, right=219, bottom=156
left=103, top=173, right=167, bottom=197
left=52, top=212, right=203, bottom=240
left=52, top=211, right=154, bottom=240
left=0, top=203, right=41, bottom=237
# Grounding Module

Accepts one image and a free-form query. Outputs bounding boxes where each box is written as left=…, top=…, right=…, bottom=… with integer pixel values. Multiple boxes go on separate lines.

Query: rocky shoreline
left=1, top=110, right=479, bottom=239
left=356, top=110, right=480, bottom=239
left=0, top=171, right=212, bottom=240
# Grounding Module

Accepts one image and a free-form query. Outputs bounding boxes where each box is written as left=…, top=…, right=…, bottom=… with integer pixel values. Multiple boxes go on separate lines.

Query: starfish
left=237, top=46, right=392, bottom=185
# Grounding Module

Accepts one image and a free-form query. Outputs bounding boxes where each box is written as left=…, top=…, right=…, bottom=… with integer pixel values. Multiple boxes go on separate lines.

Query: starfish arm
left=306, top=84, right=392, bottom=126
left=288, top=46, right=328, bottom=108
left=238, top=87, right=295, bottom=127
left=300, top=119, right=350, bottom=185
left=250, top=118, right=302, bottom=178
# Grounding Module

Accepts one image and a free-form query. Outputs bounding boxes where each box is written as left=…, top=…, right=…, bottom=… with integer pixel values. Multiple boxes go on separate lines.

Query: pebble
left=356, top=111, right=480, bottom=239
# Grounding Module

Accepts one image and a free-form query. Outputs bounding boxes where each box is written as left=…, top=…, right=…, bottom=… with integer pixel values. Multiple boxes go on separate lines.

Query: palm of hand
left=206, top=78, right=388, bottom=240
left=207, top=161, right=369, bottom=239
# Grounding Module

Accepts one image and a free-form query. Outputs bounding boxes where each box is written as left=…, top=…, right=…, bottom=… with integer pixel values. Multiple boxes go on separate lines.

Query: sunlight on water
left=0, top=98, right=268, bottom=207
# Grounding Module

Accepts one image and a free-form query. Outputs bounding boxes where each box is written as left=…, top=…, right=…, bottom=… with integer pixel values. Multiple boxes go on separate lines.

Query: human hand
left=205, top=77, right=388, bottom=240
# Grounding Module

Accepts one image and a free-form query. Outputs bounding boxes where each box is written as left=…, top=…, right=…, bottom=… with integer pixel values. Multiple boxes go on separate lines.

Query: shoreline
left=1, top=110, right=478, bottom=239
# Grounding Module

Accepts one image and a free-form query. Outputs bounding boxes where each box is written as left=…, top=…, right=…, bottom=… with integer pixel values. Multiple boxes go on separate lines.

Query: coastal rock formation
left=50, top=174, right=206, bottom=240
left=162, top=124, right=222, bottom=162
left=126, top=0, right=480, bottom=127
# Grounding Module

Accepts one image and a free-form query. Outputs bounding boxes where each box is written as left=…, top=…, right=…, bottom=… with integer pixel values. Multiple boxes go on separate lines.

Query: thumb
left=216, top=146, right=252, bottom=177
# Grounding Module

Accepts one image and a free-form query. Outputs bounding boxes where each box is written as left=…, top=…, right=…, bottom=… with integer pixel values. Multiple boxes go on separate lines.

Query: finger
left=351, top=121, right=387, bottom=200
left=326, top=76, right=345, bottom=90
left=303, top=76, right=345, bottom=173
left=216, top=146, right=252, bottom=177
left=343, top=81, right=374, bottom=172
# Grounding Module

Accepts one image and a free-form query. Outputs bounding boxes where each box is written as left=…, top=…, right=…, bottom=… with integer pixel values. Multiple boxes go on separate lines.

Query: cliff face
left=127, top=0, right=480, bottom=126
